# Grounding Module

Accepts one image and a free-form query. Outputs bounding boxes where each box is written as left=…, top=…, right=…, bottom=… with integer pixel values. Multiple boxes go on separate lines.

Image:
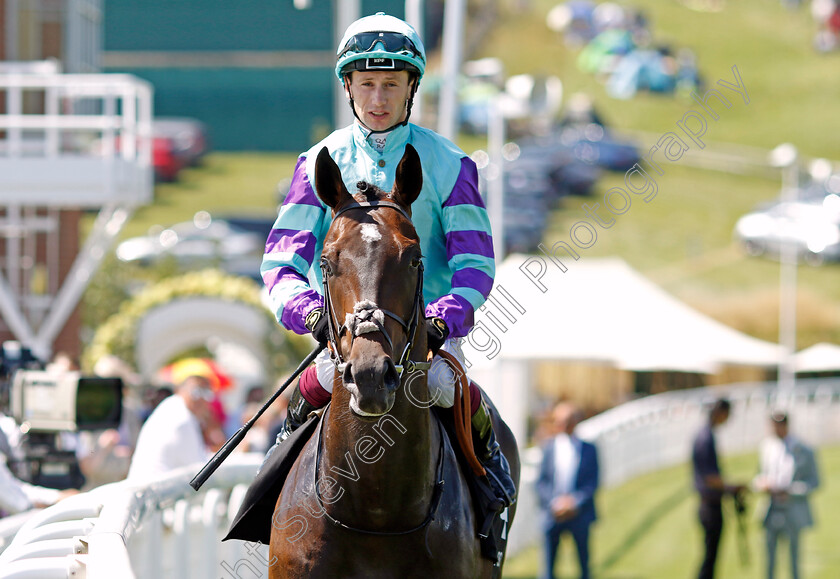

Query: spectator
left=127, top=375, right=213, bottom=479
left=225, top=386, right=267, bottom=438
left=0, top=458, right=78, bottom=516
left=691, top=398, right=746, bottom=579
left=536, top=402, right=600, bottom=579
left=0, top=415, right=78, bottom=516
left=753, top=411, right=820, bottom=579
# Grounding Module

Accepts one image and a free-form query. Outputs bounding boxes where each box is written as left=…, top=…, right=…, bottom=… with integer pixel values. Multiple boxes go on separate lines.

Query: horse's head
left=314, top=145, right=424, bottom=418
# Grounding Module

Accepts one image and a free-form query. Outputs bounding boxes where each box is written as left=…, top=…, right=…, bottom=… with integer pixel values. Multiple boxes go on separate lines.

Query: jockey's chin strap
left=320, top=199, right=432, bottom=378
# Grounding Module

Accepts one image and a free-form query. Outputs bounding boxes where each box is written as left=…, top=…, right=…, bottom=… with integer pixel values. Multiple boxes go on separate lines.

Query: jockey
left=261, top=12, right=515, bottom=506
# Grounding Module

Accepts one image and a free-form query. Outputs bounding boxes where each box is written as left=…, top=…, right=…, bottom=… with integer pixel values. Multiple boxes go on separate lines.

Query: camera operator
left=0, top=412, right=78, bottom=517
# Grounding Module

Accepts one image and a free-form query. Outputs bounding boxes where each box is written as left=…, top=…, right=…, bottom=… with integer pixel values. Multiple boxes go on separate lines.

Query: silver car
left=116, top=211, right=269, bottom=278
left=734, top=193, right=840, bottom=265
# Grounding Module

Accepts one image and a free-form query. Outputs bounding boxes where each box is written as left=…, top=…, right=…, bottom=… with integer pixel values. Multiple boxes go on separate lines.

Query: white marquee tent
left=793, top=342, right=840, bottom=373
left=461, top=254, right=783, bottom=373
left=460, top=255, right=785, bottom=458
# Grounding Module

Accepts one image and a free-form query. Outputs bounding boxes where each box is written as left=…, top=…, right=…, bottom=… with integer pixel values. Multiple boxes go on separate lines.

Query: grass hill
left=468, top=0, right=840, bottom=347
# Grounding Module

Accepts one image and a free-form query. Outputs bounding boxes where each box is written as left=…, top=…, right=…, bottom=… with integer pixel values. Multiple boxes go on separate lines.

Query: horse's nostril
left=383, top=360, right=400, bottom=393
left=343, top=362, right=354, bottom=384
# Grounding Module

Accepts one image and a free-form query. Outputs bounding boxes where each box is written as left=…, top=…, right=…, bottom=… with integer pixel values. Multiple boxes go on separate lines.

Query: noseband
left=320, top=199, right=432, bottom=377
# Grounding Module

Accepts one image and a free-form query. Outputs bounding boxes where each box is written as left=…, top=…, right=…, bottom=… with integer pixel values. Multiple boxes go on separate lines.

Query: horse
left=268, top=144, right=520, bottom=578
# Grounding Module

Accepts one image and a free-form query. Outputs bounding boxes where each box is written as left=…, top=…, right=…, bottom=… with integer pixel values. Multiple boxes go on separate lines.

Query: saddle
left=224, top=407, right=509, bottom=567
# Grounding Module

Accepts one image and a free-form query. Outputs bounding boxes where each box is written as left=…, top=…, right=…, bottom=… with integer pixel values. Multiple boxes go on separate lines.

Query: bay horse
left=268, top=145, right=520, bottom=578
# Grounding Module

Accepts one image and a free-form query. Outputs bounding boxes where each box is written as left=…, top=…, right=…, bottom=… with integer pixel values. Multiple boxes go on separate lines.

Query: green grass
left=120, top=153, right=298, bottom=238
left=503, top=444, right=840, bottom=579
left=79, top=3, right=840, bottom=572
left=480, top=0, right=840, bottom=158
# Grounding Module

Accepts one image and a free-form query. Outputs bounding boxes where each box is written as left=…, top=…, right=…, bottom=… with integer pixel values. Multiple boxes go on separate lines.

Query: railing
left=506, top=378, right=840, bottom=556
left=0, top=70, right=153, bottom=207
left=0, top=454, right=264, bottom=579
left=2, top=380, right=839, bottom=576
left=576, top=377, right=840, bottom=486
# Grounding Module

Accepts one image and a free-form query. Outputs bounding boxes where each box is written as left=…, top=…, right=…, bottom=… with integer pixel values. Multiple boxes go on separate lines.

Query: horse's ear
left=314, top=147, right=351, bottom=210
left=392, top=144, right=423, bottom=208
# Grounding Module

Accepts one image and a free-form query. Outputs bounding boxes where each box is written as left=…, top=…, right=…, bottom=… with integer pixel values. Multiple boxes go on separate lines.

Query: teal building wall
left=103, top=0, right=405, bottom=151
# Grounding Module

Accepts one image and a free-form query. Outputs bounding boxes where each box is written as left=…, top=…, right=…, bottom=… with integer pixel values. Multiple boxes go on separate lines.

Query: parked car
left=116, top=212, right=275, bottom=279
left=153, top=117, right=210, bottom=168
left=734, top=194, right=840, bottom=265
left=152, top=135, right=185, bottom=183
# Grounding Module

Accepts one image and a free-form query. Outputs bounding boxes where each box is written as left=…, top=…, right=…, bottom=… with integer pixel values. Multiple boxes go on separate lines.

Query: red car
left=152, top=135, right=185, bottom=182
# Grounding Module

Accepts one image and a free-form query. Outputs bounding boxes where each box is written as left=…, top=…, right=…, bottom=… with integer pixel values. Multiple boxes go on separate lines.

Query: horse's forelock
left=355, top=181, right=388, bottom=203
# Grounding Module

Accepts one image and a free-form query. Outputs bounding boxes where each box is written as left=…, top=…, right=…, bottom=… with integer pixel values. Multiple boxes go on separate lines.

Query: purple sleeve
left=261, top=156, right=326, bottom=334
left=425, top=156, right=495, bottom=338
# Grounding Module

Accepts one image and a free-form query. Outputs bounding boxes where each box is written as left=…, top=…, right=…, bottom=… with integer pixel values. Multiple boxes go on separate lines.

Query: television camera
left=1, top=341, right=123, bottom=489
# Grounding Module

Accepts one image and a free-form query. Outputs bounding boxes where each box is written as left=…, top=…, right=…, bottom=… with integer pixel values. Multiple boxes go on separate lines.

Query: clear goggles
left=339, top=32, right=424, bottom=62
left=190, top=386, right=214, bottom=402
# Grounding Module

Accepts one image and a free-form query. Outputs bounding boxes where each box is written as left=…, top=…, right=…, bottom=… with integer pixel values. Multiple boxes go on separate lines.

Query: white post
left=334, top=0, right=361, bottom=130
left=405, top=0, right=424, bottom=124
left=487, top=97, right=506, bottom=263
left=770, top=143, right=799, bottom=391
left=437, top=0, right=466, bottom=140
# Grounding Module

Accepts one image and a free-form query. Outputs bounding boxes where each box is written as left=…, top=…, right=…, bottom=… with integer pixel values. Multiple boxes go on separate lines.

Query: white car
left=734, top=194, right=840, bottom=265
left=116, top=212, right=270, bottom=278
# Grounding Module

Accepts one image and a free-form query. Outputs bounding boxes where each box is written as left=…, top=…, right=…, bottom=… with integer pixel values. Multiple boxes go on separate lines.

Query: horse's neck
left=322, top=384, right=438, bottom=525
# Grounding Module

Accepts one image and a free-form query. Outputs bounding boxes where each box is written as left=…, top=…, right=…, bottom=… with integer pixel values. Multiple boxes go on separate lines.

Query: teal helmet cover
left=336, top=12, right=426, bottom=82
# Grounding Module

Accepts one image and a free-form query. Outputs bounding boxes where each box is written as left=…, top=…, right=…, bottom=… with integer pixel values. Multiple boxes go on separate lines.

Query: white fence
left=505, top=378, right=840, bottom=557
left=0, top=454, right=265, bottom=579
left=0, top=70, right=153, bottom=207
left=2, top=379, right=839, bottom=577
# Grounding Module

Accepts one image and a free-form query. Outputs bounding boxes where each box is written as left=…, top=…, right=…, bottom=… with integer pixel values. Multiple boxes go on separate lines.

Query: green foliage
left=83, top=268, right=308, bottom=379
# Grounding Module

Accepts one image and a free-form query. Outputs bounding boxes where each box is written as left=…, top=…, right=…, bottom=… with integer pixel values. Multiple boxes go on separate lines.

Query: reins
left=312, top=195, right=484, bottom=535
left=438, top=350, right=486, bottom=478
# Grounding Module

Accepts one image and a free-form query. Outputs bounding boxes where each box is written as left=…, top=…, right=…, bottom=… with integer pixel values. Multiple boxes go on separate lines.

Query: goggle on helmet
left=335, top=13, right=426, bottom=82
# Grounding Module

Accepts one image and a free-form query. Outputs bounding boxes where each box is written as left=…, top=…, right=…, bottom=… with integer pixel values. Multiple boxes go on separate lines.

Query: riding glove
left=305, top=307, right=330, bottom=345
left=426, top=317, right=449, bottom=355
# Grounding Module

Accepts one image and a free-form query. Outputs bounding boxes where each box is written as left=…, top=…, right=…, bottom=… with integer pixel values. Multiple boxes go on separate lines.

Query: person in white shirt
left=536, top=403, right=600, bottom=579
left=0, top=413, right=78, bottom=516
left=127, top=375, right=213, bottom=480
left=753, top=411, right=820, bottom=579
left=0, top=457, right=75, bottom=515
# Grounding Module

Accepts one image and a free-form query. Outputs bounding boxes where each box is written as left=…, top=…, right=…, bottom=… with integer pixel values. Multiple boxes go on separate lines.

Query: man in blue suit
left=536, top=402, right=600, bottom=579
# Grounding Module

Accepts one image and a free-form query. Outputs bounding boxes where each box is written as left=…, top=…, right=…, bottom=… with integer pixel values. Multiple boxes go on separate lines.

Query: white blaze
left=360, top=223, right=382, bottom=243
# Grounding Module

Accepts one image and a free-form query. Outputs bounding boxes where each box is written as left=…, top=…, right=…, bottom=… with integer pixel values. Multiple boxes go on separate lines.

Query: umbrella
left=158, top=357, right=234, bottom=392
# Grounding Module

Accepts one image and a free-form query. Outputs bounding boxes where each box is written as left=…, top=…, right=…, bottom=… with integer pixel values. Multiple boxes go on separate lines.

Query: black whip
left=189, top=343, right=325, bottom=490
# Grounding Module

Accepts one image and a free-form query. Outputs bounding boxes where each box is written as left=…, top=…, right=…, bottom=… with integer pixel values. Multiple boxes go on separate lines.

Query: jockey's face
left=345, top=70, right=412, bottom=132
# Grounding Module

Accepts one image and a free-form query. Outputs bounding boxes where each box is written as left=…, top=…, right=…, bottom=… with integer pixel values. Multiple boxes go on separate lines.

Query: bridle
left=314, top=197, right=445, bottom=536
left=319, top=199, right=432, bottom=378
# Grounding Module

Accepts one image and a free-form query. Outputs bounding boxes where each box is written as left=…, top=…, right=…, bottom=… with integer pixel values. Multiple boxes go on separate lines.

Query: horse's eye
left=410, top=257, right=422, bottom=269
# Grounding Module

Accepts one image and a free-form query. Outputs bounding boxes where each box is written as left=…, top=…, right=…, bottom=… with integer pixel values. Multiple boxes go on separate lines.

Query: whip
left=189, top=343, right=325, bottom=490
